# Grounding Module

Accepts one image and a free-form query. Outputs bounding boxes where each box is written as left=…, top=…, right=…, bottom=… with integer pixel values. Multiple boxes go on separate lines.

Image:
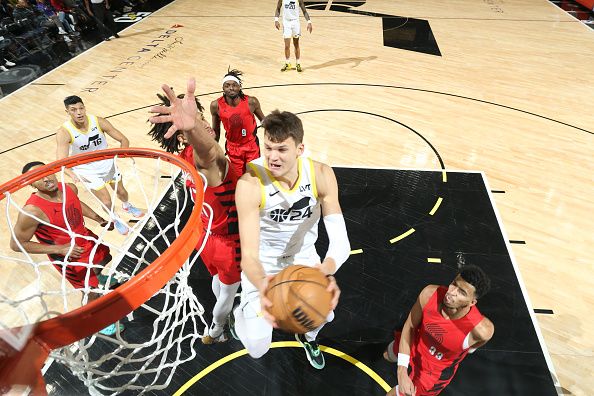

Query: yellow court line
left=350, top=249, right=363, bottom=255
left=427, top=258, right=442, bottom=263
left=173, top=341, right=391, bottom=395
left=390, top=228, right=415, bottom=244
left=442, top=170, right=448, bottom=183
left=429, top=197, right=443, bottom=216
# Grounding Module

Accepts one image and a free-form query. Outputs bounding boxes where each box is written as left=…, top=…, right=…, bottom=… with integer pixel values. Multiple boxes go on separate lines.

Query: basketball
left=265, top=265, right=333, bottom=334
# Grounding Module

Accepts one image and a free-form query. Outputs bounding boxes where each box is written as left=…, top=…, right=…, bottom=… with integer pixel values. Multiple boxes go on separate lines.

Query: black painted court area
left=45, top=168, right=557, bottom=395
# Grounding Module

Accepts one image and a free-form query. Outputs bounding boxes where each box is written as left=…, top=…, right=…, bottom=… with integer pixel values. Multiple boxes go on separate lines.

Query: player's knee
left=244, top=338, right=271, bottom=359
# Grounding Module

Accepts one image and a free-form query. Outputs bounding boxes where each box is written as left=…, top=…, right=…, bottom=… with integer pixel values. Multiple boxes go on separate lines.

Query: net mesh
left=0, top=152, right=211, bottom=395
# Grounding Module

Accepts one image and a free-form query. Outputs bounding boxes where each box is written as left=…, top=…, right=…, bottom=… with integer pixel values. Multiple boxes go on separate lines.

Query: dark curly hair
left=223, top=67, right=245, bottom=100
left=458, top=265, right=491, bottom=299
left=148, top=92, right=204, bottom=154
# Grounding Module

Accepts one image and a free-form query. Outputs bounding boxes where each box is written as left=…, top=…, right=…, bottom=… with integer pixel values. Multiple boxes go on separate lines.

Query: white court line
left=481, top=171, right=561, bottom=394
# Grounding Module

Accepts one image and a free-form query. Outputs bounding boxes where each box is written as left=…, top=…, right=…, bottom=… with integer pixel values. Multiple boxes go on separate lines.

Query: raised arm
left=149, top=79, right=227, bottom=186
left=210, top=100, right=221, bottom=142
left=249, top=96, right=265, bottom=123
left=97, top=118, right=129, bottom=148
left=9, top=205, right=83, bottom=259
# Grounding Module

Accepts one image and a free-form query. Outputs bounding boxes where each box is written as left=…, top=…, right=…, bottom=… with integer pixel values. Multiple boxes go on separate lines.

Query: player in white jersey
left=56, top=95, right=144, bottom=235
left=234, top=110, right=351, bottom=369
left=275, top=0, right=312, bottom=72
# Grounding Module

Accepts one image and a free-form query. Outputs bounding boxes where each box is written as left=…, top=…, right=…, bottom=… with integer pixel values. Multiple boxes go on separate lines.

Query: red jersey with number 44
left=409, top=286, right=484, bottom=395
left=217, top=96, right=257, bottom=146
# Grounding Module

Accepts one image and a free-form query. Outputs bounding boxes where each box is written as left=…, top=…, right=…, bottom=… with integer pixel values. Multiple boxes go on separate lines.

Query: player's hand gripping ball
left=265, top=265, right=332, bottom=334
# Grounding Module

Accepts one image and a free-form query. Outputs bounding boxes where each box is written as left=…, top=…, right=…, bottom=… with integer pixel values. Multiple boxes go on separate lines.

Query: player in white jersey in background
left=275, top=0, right=312, bottom=72
left=56, top=95, right=144, bottom=235
left=233, top=109, right=350, bottom=369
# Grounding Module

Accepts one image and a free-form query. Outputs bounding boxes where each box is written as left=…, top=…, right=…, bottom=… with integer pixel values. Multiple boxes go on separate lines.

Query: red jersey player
left=9, top=162, right=123, bottom=335
left=149, top=81, right=241, bottom=344
left=210, top=68, right=265, bottom=176
left=384, top=265, right=494, bottom=396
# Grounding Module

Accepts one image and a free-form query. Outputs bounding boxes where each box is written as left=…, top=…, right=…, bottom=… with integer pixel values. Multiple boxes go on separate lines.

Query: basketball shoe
left=281, top=62, right=292, bottom=72
left=99, top=322, right=125, bottom=336
left=202, top=322, right=228, bottom=344
left=296, top=64, right=302, bottom=72
left=122, top=203, right=144, bottom=218
left=114, top=219, right=129, bottom=235
left=227, top=308, right=239, bottom=341
left=295, top=334, right=325, bottom=369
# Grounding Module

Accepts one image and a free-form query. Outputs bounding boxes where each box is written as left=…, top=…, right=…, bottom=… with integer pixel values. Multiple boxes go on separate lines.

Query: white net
left=0, top=152, right=212, bottom=395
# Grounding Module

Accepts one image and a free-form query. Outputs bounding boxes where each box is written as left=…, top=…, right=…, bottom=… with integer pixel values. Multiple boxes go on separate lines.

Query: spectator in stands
left=35, top=0, right=73, bottom=35
left=83, top=0, right=119, bottom=41
left=50, top=0, right=79, bottom=33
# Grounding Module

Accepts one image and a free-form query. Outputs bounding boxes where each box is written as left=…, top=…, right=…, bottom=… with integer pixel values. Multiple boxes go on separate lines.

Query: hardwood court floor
left=0, top=0, right=593, bottom=394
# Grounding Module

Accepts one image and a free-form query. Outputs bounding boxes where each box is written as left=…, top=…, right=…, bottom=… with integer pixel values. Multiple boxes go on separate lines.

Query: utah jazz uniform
left=247, top=155, right=321, bottom=274
left=281, top=0, right=302, bottom=38
left=62, top=115, right=118, bottom=190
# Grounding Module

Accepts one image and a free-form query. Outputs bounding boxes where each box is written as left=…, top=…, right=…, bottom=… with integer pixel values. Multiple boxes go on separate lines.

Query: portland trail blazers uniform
left=62, top=114, right=118, bottom=190
left=247, top=156, right=321, bottom=273
left=26, top=184, right=110, bottom=288
left=408, top=286, right=484, bottom=395
left=182, top=149, right=241, bottom=285
left=217, top=96, right=259, bottom=176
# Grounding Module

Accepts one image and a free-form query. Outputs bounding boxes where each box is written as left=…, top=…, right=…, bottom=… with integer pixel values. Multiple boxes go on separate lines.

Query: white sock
left=286, top=59, right=290, bottom=64
left=296, top=58, right=300, bottom=65
left=122, top=201, right=130, bottom=209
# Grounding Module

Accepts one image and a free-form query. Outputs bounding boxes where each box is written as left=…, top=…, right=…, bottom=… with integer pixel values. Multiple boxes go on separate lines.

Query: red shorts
left=48, top=229, right=110, bottom=289
left=198, top=232, right=241, bottom=285
left=226, top=139, right=260, bottom=176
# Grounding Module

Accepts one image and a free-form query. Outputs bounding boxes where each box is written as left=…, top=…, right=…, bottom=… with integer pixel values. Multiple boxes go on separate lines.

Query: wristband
left=274, top=17, right=279, bottom=22
left=307, top=20, right=312, bottom=24
left=397, top=353, right=410, bottom=368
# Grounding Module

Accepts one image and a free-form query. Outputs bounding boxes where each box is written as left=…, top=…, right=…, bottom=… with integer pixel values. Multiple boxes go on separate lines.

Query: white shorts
left=283, top=19, right=301, bottom=38
left=73, top=159, right=121, bottom=191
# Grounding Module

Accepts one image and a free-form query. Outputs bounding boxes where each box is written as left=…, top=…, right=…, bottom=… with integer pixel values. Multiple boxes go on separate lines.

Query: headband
left=222, top=75, right=241, bottom=85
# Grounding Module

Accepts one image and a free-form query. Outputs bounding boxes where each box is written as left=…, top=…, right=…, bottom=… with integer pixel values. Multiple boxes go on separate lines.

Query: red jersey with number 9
left=217, top=95, right=257, bottom=146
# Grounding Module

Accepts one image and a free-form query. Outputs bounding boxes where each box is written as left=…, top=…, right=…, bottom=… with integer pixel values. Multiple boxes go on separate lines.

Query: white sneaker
left=4, top=59, right=15, bottom=67
left=0, top=65, right=8, bottom=72
left=63, top=35, right=72, bottom=43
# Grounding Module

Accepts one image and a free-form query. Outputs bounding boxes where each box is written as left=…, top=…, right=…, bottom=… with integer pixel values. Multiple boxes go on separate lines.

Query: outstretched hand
left=149, top=78, right=199, bottom=139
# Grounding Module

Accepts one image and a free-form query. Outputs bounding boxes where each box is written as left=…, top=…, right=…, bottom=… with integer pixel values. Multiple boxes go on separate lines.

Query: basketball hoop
left=0, top=148, right=207, bottom=395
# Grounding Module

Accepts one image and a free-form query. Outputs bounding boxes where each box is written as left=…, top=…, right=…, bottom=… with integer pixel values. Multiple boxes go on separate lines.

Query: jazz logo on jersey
left=269, top=197, right=313, bottom=222
left=79, top=135, right=102, bottom=151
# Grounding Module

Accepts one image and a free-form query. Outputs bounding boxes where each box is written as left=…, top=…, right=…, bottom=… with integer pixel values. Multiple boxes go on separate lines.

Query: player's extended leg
left=281, top=38, right=292, bottom=71
left=203, top=275, right=240, bottom=344
left=233, top=283, right=273, bottom=358
left=109, top=179, right=144, bottom=218
left=295, top=310, right=335, bottom=369
left=294, top=37, right=303, bottom=72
